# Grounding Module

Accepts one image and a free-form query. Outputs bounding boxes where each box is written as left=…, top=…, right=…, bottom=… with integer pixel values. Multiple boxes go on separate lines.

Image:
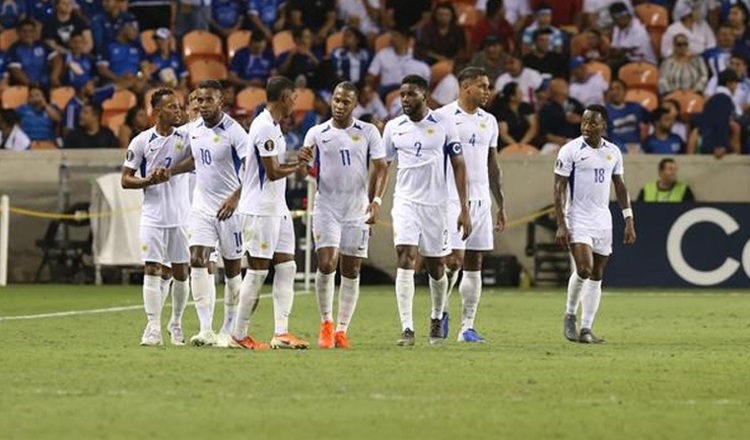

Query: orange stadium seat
left=635, top=3, right=668, bottom=29
left=140, top=29, right=176, bottom=56
left=455, top=3, right=478, bottom=28
left=430, top=60, right=454, bottom=88
left=272, top=30, right=295, bottom=57
left=326, top=31, right=344, bottom=55
left=236, top=87, right=267, bottom=111
left=663, top=90, right=705, bottom=119
left=183, top=30, right=224, bottom=64
left=227, top=30, right=252, bottom=61
left=102, top=90, right=137, bottom=119
left=1, top=86, right=28, bottom=109
left=103, top=112, right=127, bottom=137
left=0, top=29, right=18, bottom=51
left=619, top=62, right=659, bottom=92
left=51, top=87, right=75, bottom=110
left=499, top=144, right=539, bottom=155
left=188, top=59, right=228, bottom=86
left=624, top=89, right=658, bottom=112
left=586, top=61, right=611, bottom=84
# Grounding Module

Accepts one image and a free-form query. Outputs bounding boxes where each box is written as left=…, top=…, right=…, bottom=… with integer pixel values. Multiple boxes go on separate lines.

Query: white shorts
left=570, top=228, right=612, bottom=256
left=448, top=200, right=494, bottom=252
left=140, top=225, right=190, bottom=265
left=242, top=214, right=295, bottom=259
left=313, top=206, right=369, bottom=258
left=187, top=210, right=244, bottom=260
left=392, top=199, right=450, bottom=258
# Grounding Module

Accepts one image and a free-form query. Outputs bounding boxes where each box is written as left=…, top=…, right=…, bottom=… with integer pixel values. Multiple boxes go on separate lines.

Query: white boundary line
left=0, top=291, right=311, bottom=322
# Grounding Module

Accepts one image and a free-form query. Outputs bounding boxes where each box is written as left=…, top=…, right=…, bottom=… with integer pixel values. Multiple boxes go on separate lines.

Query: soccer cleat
left=270, top=333, right=310, bottom=349
left=167, top=322, right=185, bottom=346
left=140, top=324, right=163, bottom=346
left=334, top=331, right=351, bottom=349
left=428, top=318, right=444, bottom=345
left=578, top=328, right=605, bottom=344
left=457, top=328, right=485, bottom=343
left=189, top=329, right=218, bottom=347
left=396, top=328, right=415, bottom=346
left=214, top=332, right=233, bottom=348
left=440, top=312, right=450, bottom=339
left=232, top=335, right=270, bottom=350
left=564, top=313, right=578, bottom=342
left=318, top=321, right=334, bottom=349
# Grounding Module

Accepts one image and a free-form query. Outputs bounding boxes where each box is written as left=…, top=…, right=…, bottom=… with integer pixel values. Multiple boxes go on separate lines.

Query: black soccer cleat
left=578, top=328, right=605, bottom=344
left=396, top=328, right=415, bottom=346
left=564, top=313, right=578, bottom=342
left=428, top=318, right=444, bottom=345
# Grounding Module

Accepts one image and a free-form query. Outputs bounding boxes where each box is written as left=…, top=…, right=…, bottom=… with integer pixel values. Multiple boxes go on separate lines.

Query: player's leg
left=564, top=235, right=595, bottom=342
left=139, top=226, right=165, bottom=346
left=206, top=254, right=218, bottom=321
left=159, top=264, right=173, bottom=306
left=189, top=244, right=217, bottom=346
left=166, top=226, right=191, bottom=346
left=443, top=200, right=466, bottom=333
left=423, top=256, right=448, bottom=345
left=578, top=232, right=612, bottom=344
left=457, top=250, right=485, bottom=342
left=216, top=217, right=244, bottom=344
left=334, top=223, right=369, bottom=349
left=392, top=199, right=420, bottom=346
left=419, top=203, right=450, bottom=345
left=312, top=208, right=341, bottom=348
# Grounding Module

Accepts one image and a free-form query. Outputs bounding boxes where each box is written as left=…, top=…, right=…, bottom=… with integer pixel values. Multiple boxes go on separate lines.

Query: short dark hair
left=610, top=78, right=627, bottom=89
left=651, top=107, right=669, bottom=123
left=0, top=109, right=19, bottom=126
left=334, top=81, right=359, bottom=97
left=250, top=31, right=266, bottom=43
left=150, top=87, right=175, bottom=109
left=584, top=104, right=608, bottom=121
left=392, top=26, right=412, bottom=39
left=532, top=27, right=553, bottom=41
left=266, top=76, right=295, bottom=102
left=486, top=0, right=503, bottom=17
left=291, top=26, right=309, bottom=41
left=402, top=74, right=429, bottom=92
left=17, top=18, right=35, bottom=30
left=85, top=103, right=104, bottom=118
left=719, top=69, right=739, bottom=86
left=658, top=157, right=675, bottom=171
left=458, top=66, right=488, bottom=84
left=500, top=81, right=519, bottom=102
left=730, top=50, right=748, bottom=65
left=28, top=83, right=49, bottom=101
left=197, top=79, right=223, bottom=93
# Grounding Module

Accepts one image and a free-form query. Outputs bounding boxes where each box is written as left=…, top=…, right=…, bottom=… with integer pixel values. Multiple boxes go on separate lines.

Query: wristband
left=372, top=197, right=382, bottom=206
left=622, top=208, right=633, bottom=219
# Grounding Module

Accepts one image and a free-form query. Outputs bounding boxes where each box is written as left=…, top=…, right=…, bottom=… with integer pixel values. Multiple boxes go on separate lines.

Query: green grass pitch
left=1, top=285, right=749, bottom=439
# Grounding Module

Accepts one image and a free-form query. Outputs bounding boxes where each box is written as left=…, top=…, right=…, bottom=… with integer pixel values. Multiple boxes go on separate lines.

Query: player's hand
left=555, top=224, right=570, bottom=249
left=217, top=193, right=239, bottom=221
left=365, top=202, right=380, bottom=224
left=624, top=218, right=637, bottom=245
left=458, top=207, right=472, bottom=240
left=495, top=207, right=506, bottom=233
left=298, top=146, right=314, bottom=164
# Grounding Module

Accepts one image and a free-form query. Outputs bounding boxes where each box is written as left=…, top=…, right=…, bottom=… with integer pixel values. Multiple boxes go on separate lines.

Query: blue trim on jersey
left=569, top=163, right=575, bottom=204
left=314, top=145, right=321, bottom=188
left=580, top=142, right=587, bottom=150
left=427, top=115, right=437, bottom=123
left=353, top=123, right=362, bottom=130
left=230, top=145, right=242, bottom=181
left=321, top=125, right=331, bottom=133
left=454, top=109, right=461, bottom=115
left=139, top=158, right=146, bottom=179
left=254, top=146, right=266, bottom=189
left=398, top=119, right=409, bottom=126
left=149, top=133, right=158, bottom=143
left=218, top=122, right=225, bottom=131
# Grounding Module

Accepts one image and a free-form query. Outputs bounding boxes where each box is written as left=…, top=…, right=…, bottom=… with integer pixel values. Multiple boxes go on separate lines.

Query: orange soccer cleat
left=318, top=321, right=334, bottom=349
left=232, top=335, right=270, bottom=350
left=270, top=333, right=310, bottom=349
left=334, top=331, right=351, bottom=349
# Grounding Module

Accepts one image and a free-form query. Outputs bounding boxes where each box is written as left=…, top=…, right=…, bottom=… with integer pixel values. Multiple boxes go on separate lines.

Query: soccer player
left=232, top=76, right=309, bottom=350
left=436, top=67, right=507, bottom=343
left=121, top=88, right=191, bottom=346
left=554, top=104, right=637, bottom=344
left=298, top=81, right=388, bottom=349
left=170, top=80, right=250, bottom=347
left=384, top=74, right=472, bottom=346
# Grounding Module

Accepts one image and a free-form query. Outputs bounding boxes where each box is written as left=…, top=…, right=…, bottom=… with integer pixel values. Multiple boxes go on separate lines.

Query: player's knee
left=576, top=266, right=593, bottom=279
left=190, top=255, right=207, bottom=268
left=318, top=259, right=336, bottom=274
left=446, top=258, right=462, bottom=273
left=144, top=263, right=161, bottom=276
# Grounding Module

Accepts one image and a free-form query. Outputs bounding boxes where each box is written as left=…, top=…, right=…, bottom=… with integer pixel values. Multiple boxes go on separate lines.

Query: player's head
left=151, top=87, right=182, bottom=127
left=331, top=81, right=358, bottom=124
left=266, top=76, right=297, bottom=117
left=400, top=75, right=429, bottom=119
left=195, top=79, right=224, bottom=122
left=658, top=158, right=678, bottom=184
left=457, top=66, right=490, bottom=107
left=581, top=104, right=607, bottom=146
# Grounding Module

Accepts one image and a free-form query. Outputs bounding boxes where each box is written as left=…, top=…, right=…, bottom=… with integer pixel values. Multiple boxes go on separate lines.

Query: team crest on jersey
left=260, top=242, right=269, bottom=250
left=141, top=243, right=148, bottom=252
left=426, top=128, right=435, bottom=136
left=264, top=139, right=275, bottom=151
left=213, top=135, right=220, bottom=143
left=479, top=122, right=487, bottom=130
left=351, top=135, right=361, bottom=142
left=606, top=154, right=613, bottom=161
left=126, top=150, right=134, bottom=161
left=175, top=141, right=184, bottom=151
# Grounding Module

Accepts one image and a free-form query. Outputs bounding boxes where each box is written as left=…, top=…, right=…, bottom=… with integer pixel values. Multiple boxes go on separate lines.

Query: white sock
left=232, top=269, right=268, bottom=340
left=429, top=274, right=448, bottom=320
left=315, top=270, right=335, bottom=322
left=395, top=268, right=415, bottom=331
left=170, top=279, right=189, bottom=326
left=143, top=274, right=162, bottom=327
left=336, top=276, right=360, bottom=333
left=443, top=268, right=461, bottom=314
left=580, top=279, right=603, bottom=329
left=160, top=277, right=173, bottom=306
left=221, top=274, right=241, bottom=335
left=208, top=272, right=217, bottom=318
left=459, top=270, right=482, bottom=332
left=272, top=261, right=296, bottom=335
left=565, top=272, right=587, bottom=315
left=190, top=268, right=213, bottom=332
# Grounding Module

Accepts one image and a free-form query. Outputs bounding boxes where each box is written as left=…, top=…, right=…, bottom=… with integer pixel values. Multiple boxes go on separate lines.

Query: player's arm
left=487, top=148, right=506, bottom=232
left=450, top=153, right=472, bottom=240
left=121, top=166, right=169, bottom=189
left=365, top=158, right=388, bottom=224
left=612, top=174, right=636, bottom=245
left=553, top=173, right=570, bottom=248
left=170, top=154, right=195, bottom=175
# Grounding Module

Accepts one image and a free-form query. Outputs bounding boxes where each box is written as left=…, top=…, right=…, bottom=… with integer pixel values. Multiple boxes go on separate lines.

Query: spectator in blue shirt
left=63, top=79, right=116, bottom=135
left=210, top=0, right=245, bottom=38
left=7, top=18, right=58, bottom=87
left=228, top=31, right=275, bottom=88
left=15, top=83, right=62, bottom=144
left=97, top=19, right=148, bottom=93
left=0, top=0, right=26, bottom=29
left=691, top=69, right=739, bottom=158
left=331, top=26, right=371, bottom=84
left=51, top=31, right=95, bottom=91
left=43, top=0, right=93, bottom=55
left=144, top=27, right=187, bottom=89
left=605, top=79, right=648, bottom=153
left=0, top=51, right=8, bottom=84
left=90, top=0, right=137, bottom=54
left=643, top=108, right=685, bottom=154
left=246, top=0, right=286, bottom=40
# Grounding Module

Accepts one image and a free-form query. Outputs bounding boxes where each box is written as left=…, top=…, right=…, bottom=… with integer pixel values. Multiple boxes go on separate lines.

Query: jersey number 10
left=199, top=149, right=212, bottom=165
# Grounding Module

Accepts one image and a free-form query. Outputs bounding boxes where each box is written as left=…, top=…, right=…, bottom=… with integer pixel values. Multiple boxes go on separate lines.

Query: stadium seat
left=293, top=87, right=315, bottom=112
left=586, top=61, right=611, bottom=84
left=635, top=3, right=668, bottom=29
left=103, top=112, right=127, bottom=137
left=326, top=31, right=344, bottom=55
left=430, top=60, right=454, bottom=88
left=182, top=30, right=224, bottom=64
left=272, top=30, right=295, bottom=57
left=51, top=87, right=75, bottom=110
left=1, top=86, right=28, bottom=109
left=140, top=29, right=176, bottom=56
left=570, top=33, right=611, bottom=59
left=0, top=28, right=18, bottom=51
left=499, top=144, right=539, bottom=155
left=455, top=3, right=478, bottom=28
left=624, top=89, right=658, bottom=112
left=619, top=62, right=659, bottom=92
left=188, top=59, right=228, bottom=86
left=236, top=86, right=267, bottom=111
left=663, top=90, right=705, bottom=119
left=102, top=90, right=137, bottom=119
left=374, top=32, right=391, bottom=53
left=227, top=30, right=252, bottom=61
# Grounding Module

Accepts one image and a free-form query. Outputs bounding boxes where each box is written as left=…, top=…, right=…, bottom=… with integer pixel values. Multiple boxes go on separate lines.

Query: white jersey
left=435, top=101, right=499, bottom=202
left=554, top=136, right=624, bottom=230
left=304, top=118, right=385, bottom=221
left=183, top=113, right=249, bottom=216
left=240, top=109, right=289, bottom=216
left=123, top=126, right=191, bottom=228
left=383, top=111, right=462, bottom=206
